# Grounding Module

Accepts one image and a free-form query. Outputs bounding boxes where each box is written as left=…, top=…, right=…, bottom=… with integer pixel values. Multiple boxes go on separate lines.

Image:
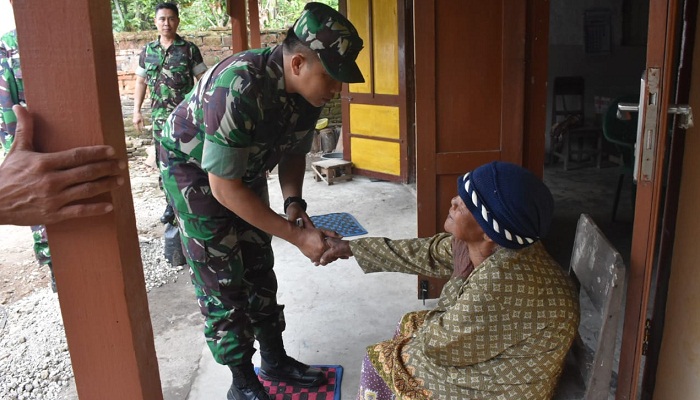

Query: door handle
left=618, top=103, right=694, bottom=128
left=618, top=102, right=640, bottom=112
left=618, top=69, right=693, bottom=184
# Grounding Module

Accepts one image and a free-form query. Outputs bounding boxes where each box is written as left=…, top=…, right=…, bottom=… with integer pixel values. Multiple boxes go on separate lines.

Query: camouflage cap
left=293, top=2, right=365, bottom=83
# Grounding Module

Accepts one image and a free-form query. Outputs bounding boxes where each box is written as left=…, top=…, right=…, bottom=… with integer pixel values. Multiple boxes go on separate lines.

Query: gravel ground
left=0, top=144, right=186, bottom=400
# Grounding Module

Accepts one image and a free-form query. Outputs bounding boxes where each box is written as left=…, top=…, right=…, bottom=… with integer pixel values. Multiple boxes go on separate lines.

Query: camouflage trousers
left=162, top=162, right=285, bottom=366
left=31, top=225, right=51, bottom=266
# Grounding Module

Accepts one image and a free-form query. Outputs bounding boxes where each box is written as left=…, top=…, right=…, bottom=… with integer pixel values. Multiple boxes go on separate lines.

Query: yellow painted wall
left=351, top=137, right=401, bottom=175
left=653, top=5, right=700, bottom=398
left=345, top=0, right=403, bottom=179
left=372, top=0, right=399, bottom=95
left=348, top=0, right=371, bottom=94
left=349, top=104, right=400, bottom=139
left=348, top=0, right=399, bottom=95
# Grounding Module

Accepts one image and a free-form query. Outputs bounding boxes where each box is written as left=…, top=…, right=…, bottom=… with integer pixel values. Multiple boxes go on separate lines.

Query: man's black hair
left=156, top=2, right=179, bottom=17
left=283, top=27, right=314, bottom=56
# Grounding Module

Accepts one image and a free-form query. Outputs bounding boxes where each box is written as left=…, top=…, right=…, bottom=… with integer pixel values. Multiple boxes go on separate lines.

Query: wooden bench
left=311, top=159, right=353, bottom=185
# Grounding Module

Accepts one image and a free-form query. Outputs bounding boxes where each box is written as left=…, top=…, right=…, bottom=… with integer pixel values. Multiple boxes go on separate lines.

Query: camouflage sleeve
left=190, top=43, right=207, bottom=77
left=349, top=233, right=455, bottom=278
left=0, top=55, right=17, bottom=140
left=135, top=46, right=148, bottom=78
left=200, top=77, right=260, bottom=179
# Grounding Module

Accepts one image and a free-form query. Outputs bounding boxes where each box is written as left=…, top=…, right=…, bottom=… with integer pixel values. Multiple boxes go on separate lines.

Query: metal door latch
left=668, top=104, right=694, bottom=129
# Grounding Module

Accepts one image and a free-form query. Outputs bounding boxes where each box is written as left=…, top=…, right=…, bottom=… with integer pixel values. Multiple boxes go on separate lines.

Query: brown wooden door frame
left=616, top=0, right=687, bottom=398
left=640, top=1, right=698, bottom=396
left=641, top=0, right=697, bottom=392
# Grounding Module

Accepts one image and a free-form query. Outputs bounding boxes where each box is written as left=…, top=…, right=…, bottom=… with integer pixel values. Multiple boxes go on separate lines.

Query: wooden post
left=248, top=0, right=261, bottom=48
left=12, top=1, right=163, bottom=399
left=228, top=0, right=249, bottom=53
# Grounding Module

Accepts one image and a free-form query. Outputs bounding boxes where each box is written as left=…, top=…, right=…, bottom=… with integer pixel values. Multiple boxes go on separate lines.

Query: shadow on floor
left=543, top=162, right=635, bottom=269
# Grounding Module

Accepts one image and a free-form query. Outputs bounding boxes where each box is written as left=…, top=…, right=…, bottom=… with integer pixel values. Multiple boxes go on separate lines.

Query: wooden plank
left=248, top=0, right=261, bottom=48
left=12, top=1, right=162, bottom=399
left=228, top=0, right=249, bottom=52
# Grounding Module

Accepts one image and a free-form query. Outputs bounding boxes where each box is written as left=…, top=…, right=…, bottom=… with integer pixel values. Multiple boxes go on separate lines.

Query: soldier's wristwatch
left=284, top=196, right=307, bottom=214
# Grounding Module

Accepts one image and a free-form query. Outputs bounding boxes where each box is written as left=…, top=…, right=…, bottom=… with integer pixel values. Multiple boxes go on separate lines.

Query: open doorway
left=541, top=1, right=649, bottom=397
left=542, top=0, right=649, bottom=270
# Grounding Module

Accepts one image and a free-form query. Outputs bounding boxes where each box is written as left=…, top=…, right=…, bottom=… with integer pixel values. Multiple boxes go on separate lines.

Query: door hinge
left=642, top=318, right=652, bottom=355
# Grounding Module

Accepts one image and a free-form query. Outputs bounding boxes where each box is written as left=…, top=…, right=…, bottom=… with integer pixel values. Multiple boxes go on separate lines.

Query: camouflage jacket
left=158, top=45, right=320, bottom=187
left=136, top=35, right=207, bottom=133
left=0, top=29, right=24, bottom=152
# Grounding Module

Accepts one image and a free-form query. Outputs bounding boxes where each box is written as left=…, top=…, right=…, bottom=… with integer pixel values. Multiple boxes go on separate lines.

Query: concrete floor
left=148, top=159, right=633, bottom=400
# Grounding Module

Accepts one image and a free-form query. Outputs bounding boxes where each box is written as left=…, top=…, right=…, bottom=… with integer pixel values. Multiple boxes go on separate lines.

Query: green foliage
left=259, top=0, right=338, bottom=30
left=111, top=0, right=338, bottom=32
left=179, top=0, right=229, bottom=30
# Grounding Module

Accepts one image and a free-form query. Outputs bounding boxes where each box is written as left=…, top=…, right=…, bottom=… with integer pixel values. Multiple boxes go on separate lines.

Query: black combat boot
left=160, top=204, right=175, bottom=225
left=258, top=336, right=326, bottom=387
left=227, top=363, right=270, bottom=400
left=47, top=262, right=57, bottom=293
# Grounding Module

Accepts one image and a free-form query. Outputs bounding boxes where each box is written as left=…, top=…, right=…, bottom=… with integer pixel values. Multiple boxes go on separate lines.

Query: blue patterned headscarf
left=457, top=161, right=554, bottom=249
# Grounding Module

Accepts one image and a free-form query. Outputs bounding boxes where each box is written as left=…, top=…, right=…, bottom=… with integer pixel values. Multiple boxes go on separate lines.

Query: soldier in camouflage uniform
left=132, top=2, right=207, bottom=226
left=0, top=26, right=55, bottom=291
left=156, top=3, right=364, bottom=400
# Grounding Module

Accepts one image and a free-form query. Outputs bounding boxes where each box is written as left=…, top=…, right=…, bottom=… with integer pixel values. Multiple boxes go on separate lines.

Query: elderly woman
left=321, top=161, right=580, bottom=400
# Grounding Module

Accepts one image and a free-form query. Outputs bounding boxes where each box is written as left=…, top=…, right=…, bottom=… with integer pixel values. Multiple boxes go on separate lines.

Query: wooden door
left=342, top=0, right=412, bottom=182
left=414, top=0, right=550, bottom=298
left=616, top=0, right=690, bottom=398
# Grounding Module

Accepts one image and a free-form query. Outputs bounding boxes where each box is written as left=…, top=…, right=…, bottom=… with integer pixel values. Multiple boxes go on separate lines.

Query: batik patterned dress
left=350, top=233, right=580, bottom=400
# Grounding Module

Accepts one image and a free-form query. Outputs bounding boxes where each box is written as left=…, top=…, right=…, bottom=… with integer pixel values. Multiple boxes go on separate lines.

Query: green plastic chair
left=602, top=95, right=639, bottom=222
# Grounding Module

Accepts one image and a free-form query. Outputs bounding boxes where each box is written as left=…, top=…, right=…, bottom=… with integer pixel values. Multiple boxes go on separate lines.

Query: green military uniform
left=0, top=29, right=22, bottom=152
left=136, top=35, right=206, bottom=137
left=157, top=44, right=320, bottom=366
left=352, top=235, right=580, bottom=400
left=0, top=29, right=52, bottom=273
left=157, top=4, right=365, bottom=397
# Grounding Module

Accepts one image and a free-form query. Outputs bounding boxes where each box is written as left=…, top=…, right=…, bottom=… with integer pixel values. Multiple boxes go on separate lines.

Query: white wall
left=0, top=1, right=15, bottom=35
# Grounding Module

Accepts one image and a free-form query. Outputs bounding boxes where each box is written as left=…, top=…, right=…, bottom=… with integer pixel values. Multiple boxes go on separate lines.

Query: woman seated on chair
left=319, top=161, right=580, bottom=400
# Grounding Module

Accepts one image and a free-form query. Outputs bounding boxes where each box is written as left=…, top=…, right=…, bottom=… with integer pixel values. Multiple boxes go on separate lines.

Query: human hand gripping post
left=0, top=105, right=126, bottom=226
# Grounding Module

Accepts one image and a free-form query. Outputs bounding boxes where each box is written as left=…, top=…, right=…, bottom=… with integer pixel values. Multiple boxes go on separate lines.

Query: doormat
left=254, top=365, right=343, bottom=400
left=310, top=213, right=367, bottom=237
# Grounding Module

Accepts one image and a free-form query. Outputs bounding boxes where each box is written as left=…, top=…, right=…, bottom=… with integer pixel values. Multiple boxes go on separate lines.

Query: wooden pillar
left=248, top=0, right=261, bottom=48
left=12, top=1, right=163, bottom=399
left=228, top=0, right=249, bottom=53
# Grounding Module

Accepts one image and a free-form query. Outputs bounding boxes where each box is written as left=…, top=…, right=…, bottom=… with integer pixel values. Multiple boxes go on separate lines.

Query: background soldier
left=132, top=2, right=207, bottom=265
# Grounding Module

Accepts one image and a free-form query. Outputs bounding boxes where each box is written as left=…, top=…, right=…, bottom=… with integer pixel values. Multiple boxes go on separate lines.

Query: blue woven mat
left=310, top=213, right=367, bottom=237
left=254, top=365, right=343, bottom=400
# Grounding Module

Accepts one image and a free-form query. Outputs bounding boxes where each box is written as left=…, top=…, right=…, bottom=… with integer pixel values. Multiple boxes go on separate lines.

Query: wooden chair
left=549, top=77, right=603, bottom=170
left=553, top=214, right=626, bottom=400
